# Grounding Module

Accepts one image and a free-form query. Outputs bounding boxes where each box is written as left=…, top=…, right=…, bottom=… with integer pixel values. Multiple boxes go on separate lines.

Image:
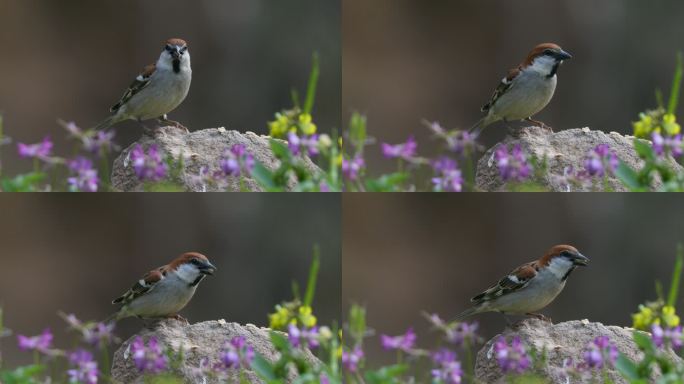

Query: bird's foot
left=526, top=312, right=552, bottom=322
left=158, top=116, right=189, bottom=133
left=525, top=118, right=554, bottom=133
left=167, top=314, right=189, bottom=324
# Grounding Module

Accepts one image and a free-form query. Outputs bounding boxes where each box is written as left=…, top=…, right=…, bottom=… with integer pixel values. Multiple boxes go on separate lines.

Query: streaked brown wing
left=110, top=64, right=156, bottom=113
left=470, top=262, right=537, bottom=304
left=481, top=67, right=520, bottom=112
left=111, top=268, right=165, bottom=305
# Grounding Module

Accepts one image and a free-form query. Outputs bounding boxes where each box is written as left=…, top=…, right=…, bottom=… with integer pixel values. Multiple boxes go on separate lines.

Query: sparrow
left=471, top=43, right=572, bottom=135
left=453, top=244, right=588, bottom=322
left=108, top=252, right=216, bottom=321
left=95, top=38, right=192, bottom=131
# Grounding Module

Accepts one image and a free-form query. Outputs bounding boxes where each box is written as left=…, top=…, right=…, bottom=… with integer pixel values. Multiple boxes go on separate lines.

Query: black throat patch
left=547, top=62, right=560, bottom=78
left=189, top=275, right=205, bottom=287
left=173, top=59, right=181, bottom=74
left=561, top=266, right=576, bottom=281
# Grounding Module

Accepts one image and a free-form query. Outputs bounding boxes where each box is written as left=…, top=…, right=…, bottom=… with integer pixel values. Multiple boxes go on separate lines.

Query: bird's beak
left=556, top=49, right=572, bottom=61
left=571, top=252, right=589, bottom=266
left=199, top=261, right=217, bottom=275
left=171, top=50, right=181, bottom=60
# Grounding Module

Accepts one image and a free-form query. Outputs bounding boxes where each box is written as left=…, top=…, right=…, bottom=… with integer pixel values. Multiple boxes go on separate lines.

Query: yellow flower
left=299, top=305, right=317, bottom=327
left=662, top=305, right=680, bottom=327
left=269, top=305, right=290, bottom=330
left=662, top=113, right=681, bottom=136
left=632, top=305, right=655, bottom=330
left=633, top=113, right=654, bottom=138
left=299, top=113, right=317, bottom=135
left=269, top=113, right=290, bottom=138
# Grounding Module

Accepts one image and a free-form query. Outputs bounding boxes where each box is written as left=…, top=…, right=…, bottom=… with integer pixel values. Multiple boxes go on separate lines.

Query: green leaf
left=364, top=364, right=408, bottom=384
left=615, top=162, right=643, bottom=190
left=365, top=173, right=409, bottom=192
left=348, top=112, right=367, bottom=153
left=1, top=172, right=46, bottom=192
left=251, top=162, right=279, bottom=191
left=667, top=245, right=684, bottom=306
left=269, top=331, right=291, bottom=352
left=251, top=354, right=277, bottom=381
left=668, top=52, right=683, bottom=115
left=348, top=304, right=367, bottom=342
left=615, top=354, right=641, bottom=380
left=632, top=331, right=655, bottom=354
left=0, top=364, right=45, bottom=384
left=303, top=53, right=319, bottom=115
left=270, top=139, right=292, bottom=160
left=303, top=246, right=320, bottom=307
left=634, top=139, right=656, bottom=161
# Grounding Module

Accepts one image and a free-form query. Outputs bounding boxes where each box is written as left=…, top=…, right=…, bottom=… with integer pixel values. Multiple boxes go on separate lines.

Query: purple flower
left=63, top=313, right=116, bottom=347
left=217, top=336, right=254, bottom=370
left=83, top=130, right=117, bottom=155
left=380, top=327, right=416, bottom=352
left=61, top=121, right=119, bottom=156
left=494, top=336, right=531, bottom=374
left=130, top=336, right=168, bottom=374
left=495, top=144, right=532, bottom=182
left=130, top=144, right=168, bottom=182
left=652, top=132, right=683, bottom=158
left=583, top=336, right=618, bottom=369
left=381, top=136, right=418, bottom=161
left=342, top=346, right=364, bottom=373
left=319, top=373, right=330, bottom=384
left=584, top=144, right=618, bottom=177
left=219, top=144, right=255, bottom=177
left=17, top=329, right=53, bottom=353
left=446, top=322, right=480, bottom=346
left=287, top=132, right=320, bottom=157
left=342, top=155, right=365, bottom=181
left=431, top=348, right=463, bottom=384
left=288, top=324, right=320, bottom=349
left=67, top=157, right=99, bottom=192
left=67, top=349, right=98, bottom=384
left=431, top=157, right=463, bottom=192
left=17, top=137, right=53, bottom=159
left=84, top=322, right=116, bottom=348
left=652, top=324, right=683, bottom=350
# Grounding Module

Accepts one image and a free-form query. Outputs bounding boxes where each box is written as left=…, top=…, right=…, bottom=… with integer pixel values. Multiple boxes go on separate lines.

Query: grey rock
left=475, top=126, right=683, bottom=191
left=111, top=319, right=319, bottom=384
left=475, top=318, right=681, bottom=383
left=111, top=126, right=320, bottom=192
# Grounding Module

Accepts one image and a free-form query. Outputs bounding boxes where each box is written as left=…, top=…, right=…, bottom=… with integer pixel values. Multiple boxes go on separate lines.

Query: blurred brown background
left=0, top=194, right=341, bottom=366
left=343, top=0, right=684, bottom=174
left=343, top=194, right=683, bottom=365
left=0, top=0, right=340, bottom=175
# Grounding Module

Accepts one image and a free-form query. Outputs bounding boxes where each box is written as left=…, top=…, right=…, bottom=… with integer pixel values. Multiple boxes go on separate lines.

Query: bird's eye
left=180, top=46, right=187, bottom=53
left=191, top=258, right=200, bottom=265
left=560, top=251, right=571, bottom=257
left=165, top=45, right=173, bottom=52
left=544, top=49, right=554, bottom=56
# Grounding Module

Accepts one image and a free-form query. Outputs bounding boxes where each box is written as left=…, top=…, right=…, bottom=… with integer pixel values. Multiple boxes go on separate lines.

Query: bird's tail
left=451, top=307, right=479, bottom=323
left=102, top=311, right=121, bottom=324
left=94, top=115, right=120, bottom=131
left=468, top=117, right=486, bottom=136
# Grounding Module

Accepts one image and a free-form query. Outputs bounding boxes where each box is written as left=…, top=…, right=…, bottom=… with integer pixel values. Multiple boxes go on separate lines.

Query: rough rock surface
left=112, top=319, right=319, bottom=384
left=475, top=126, right=683, bottom=191
left=111, top=126, right=320, bottom=191
left=475, top=318, right=681, bottom=383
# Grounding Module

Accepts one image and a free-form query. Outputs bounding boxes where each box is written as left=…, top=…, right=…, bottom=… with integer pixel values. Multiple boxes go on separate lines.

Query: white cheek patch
left=174, top=263, right=200, bottom=283
left=546, top=257, right=574, bottom=279
left=529, top=56, right=557, bottom=75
